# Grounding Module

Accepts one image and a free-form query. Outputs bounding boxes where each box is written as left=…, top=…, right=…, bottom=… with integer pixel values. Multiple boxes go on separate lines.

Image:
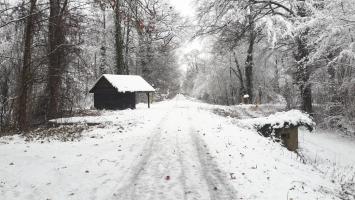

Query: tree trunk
left=122, top=0, right=133, bottom=75
left=124, top=7, right=131, bottom=75
left=137, top=24, right=153, bottom=82
left=46, top=0, right=68, bottom=119
left=138, top=32, right=146, bottom=75
left=245, top=7, right=256, bottom=104
left=295, top=35, right=313, bottom=114
left=301, top=83, right=312, bottom=113
left=273, top=57, right=280, bottom=93
left=99, top=6, right=107, bottom=74
left=17, top=0, right=36, bottom=131
left=294, top=0, right=313, bottom=114
left=142, top=34, right=153, bottom=81
left=327, top=64, right=337, bottom=103
left=114, top=0, right=125, bottom=74
left=283, top=81, right=292, bottom=110
left=232, top=51, right=245, bottom=93
left=0, top=69, right=11, bottom=131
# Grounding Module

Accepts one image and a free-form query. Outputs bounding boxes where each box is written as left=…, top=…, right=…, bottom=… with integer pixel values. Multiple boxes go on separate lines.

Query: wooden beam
left=147, top=92, right=150, bottom=108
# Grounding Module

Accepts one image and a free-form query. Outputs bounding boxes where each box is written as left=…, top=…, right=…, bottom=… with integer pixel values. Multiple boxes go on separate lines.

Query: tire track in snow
left=175, top=125, right=211, bottom=200
left=190, top=131, right=238, bottom=200
left=112, top=110, right=172, bottom=200
left=121, top=108, right=187, bottom=200
left=112, top=104, right=238, bottom=200
left=175, top=133, right=189, bottom=200
left=187, top=111, right=238, bottom=200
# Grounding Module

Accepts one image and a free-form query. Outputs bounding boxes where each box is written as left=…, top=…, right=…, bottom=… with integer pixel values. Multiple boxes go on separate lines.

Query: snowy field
left=0, top=96, right=354, bottom=199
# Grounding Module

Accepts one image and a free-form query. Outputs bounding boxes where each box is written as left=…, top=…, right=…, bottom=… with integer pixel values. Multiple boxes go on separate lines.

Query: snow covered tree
left=195, top=0, right=294, bottom=103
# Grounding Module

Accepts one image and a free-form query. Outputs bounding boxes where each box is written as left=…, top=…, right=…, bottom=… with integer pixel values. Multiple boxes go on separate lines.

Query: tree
left=98, top=1, right=108, bottom=74
left=113, top=0, right=125, bottom=74
left=92, top=0, right=126, bottom=75
left=46, top=0, right=69, bottom=119
left=0, top=0, right=183, bottom=131
left=244, top=3, right=256, bottom=103
left=196, top=0, right=294, bottom=103
left=293, top=0, right=313, bottom=114
left=17, top=0, right=37, bottom=130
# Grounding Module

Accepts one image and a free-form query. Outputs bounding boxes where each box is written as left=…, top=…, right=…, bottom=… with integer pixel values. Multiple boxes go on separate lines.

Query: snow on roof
left=240, top=109, right=315, bottom=133
left=91, top=74, right=155, bottom=93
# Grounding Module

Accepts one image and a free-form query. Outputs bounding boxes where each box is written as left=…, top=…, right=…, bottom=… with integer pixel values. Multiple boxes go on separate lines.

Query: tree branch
left=253, top=0, right=295, bottom=16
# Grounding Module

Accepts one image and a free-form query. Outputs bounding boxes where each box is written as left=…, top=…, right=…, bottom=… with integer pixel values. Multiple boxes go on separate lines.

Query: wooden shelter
left=89, top=74, right=155, bottom=110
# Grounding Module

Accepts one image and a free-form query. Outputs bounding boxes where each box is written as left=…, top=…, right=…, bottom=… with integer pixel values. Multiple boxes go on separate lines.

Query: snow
left=239, top=109, right=315, bottom=132
left=0, top=96, right=353, bottom=199
left=90, top=74, right=155, bottom=93
left=0, top=101, right=170, bottom=200
left=299, top=130, right=355, bottom=197
left=243, top=94, right=250, bottom=98
left=192, top=111, right=336, bottom=199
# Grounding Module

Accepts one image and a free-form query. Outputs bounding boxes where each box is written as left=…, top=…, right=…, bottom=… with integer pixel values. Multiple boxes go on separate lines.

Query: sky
left=168, top=0, right=205, bottom=72
left=168, top=0, right=196, bottom=18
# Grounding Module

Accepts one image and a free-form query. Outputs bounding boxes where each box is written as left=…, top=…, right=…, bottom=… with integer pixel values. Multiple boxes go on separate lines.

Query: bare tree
left=46, top=0, right=68, bottom=119
left=196, top=0, right=294, bottom=103
left=244, top=3, right=256, bottom=102
left=17, top=0, right=37, bottom=130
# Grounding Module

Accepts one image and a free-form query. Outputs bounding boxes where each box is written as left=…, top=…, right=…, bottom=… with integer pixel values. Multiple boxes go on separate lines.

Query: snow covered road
left=0, top=96, right=352, bottom=199
left=113, top=103, right=237, bottom=200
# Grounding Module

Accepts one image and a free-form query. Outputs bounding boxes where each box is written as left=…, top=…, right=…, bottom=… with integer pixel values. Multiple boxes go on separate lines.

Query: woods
left=0, top=0, right=354, bottom=135
left=183, top=0, right=355, bottom=134
left=0, top=1, right=355, bottom=199
left=0, top=0, right=181, bottom=131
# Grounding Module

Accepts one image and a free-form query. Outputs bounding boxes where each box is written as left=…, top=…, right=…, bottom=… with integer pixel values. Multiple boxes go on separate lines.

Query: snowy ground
left=0, top=96, right=354, bottom=199
left=299, top=130, right=355, bottom=198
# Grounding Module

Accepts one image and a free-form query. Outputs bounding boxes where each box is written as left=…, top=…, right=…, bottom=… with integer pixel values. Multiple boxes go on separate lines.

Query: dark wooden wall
left=94, top=92, right=136, bottom=110
left=91, top=78, right=136, bottom=110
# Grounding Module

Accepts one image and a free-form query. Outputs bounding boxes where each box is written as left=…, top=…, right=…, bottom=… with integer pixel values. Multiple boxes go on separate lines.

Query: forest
left=0, top=0, right=354, bottom=135
left=184, top=0, right=355, bottom=135
left=1, top=1, right=355, bottom=199
left=0, top=0, right=182, bottom=132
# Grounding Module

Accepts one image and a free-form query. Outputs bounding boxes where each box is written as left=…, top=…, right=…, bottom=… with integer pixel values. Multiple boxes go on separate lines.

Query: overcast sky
left=168, top=0, right=206, bottom=72
left=168, top=0, right=196, bottom=18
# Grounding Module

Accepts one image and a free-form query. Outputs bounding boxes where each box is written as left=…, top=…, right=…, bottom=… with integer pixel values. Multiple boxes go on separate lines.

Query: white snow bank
left=49, top=103, right=154, bottom=125
left=49, top=111, right=123, bottom=125
left=299, top=129, right=355, bottom=198
left=239, top=109, right=315, bottom=133
left=190, top=107, right=339, bottom=199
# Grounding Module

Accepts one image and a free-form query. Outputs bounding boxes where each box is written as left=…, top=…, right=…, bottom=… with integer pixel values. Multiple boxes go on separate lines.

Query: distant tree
left=196, top=0, right=294, bottom=103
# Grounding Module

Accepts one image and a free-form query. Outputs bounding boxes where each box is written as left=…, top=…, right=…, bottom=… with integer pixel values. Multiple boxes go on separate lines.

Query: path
left=112, top=100, right=237, bottom=200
